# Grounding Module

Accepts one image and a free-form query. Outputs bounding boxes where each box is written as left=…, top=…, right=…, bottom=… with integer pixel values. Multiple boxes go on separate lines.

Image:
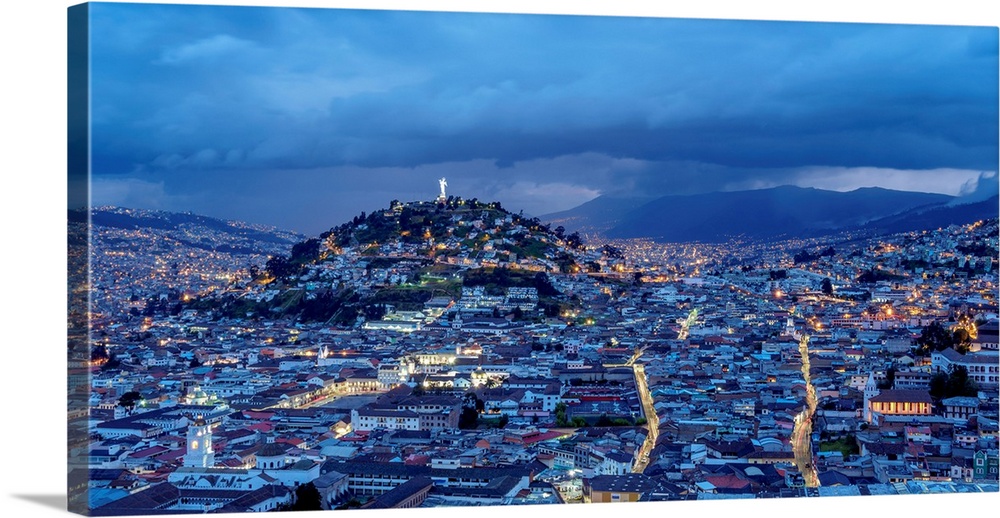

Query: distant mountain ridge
left=542, top=195, right=658, bottom=234
left=73, top=206, right=304, bottom=244
left=608, top=186, right=951, bottom=242
left=860, top=195, right=1000, bottom=235
left=542, top=186, right=997, bottom=243
left=72, top=206, right=304, bottom=255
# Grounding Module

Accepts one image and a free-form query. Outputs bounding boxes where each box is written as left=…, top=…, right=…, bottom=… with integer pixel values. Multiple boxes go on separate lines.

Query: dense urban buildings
left=71, top=198, right=999, bottom=514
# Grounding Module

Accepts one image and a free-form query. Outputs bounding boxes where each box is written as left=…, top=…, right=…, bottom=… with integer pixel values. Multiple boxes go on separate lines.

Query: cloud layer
left=87, top=4, right=998, bottom=233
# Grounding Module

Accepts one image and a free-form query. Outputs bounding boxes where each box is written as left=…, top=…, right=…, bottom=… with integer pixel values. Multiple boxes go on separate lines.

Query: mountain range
left=71, top=206, right=304, bottom=256
left=542, top=186, right=998, bottom=242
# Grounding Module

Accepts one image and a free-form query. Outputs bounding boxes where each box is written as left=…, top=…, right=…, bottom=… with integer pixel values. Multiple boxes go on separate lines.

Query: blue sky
left=86, top=2, right=998, bottom=234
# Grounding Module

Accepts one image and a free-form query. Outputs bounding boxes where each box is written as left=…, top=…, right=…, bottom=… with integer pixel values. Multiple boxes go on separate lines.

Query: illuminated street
left=632, top=363, right=659, bottom=473
left=791, top=335, right=820, bottom=488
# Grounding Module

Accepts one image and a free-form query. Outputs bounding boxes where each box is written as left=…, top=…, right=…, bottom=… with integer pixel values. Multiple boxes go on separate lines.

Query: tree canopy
left=915, top=321, right=971, bottom=355
left=290, top=482, right=322, bottom=511
left=929, top=365, right=979, bottom=400
left=117, top=391, right=142, bottom=413
left=459, top=393, right=483, bottom=429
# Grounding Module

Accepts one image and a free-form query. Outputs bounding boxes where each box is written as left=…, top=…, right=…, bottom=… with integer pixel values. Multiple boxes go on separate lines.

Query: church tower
left=862, top=372, right=880, bottom=423
left=785, top=317, right=797, bottom=338
left=317, top=344, right=328, bottom=367
left=184, top=416, right=215, bottom=468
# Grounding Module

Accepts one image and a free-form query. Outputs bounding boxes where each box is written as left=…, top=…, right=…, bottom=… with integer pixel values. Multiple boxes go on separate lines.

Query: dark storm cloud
left=87, top=3, right=998, bottom=233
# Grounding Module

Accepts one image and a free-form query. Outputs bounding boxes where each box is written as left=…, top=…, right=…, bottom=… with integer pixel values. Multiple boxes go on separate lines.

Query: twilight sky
left=87, top=3, right=999, bottom=235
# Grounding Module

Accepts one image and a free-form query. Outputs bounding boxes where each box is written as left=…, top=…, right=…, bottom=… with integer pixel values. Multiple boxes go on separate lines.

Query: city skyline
left=86, top=3, right=998, bottom=234
left=2, top=2, right=998, bottom=518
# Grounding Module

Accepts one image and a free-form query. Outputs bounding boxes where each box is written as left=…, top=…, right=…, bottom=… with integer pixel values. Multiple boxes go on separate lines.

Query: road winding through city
left=632, top=363, right=658, bottom=473
left=791, top=334, right=820, bottom=487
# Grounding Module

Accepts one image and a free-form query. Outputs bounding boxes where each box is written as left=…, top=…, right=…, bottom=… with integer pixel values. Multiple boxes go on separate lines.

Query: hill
left=206, top=197, right=587, bottom=325
left=73, top=206, right=304, bottom=254
left=315, top=198, right=583, bottom=264
left=860, top=195, right=1000, bottom=235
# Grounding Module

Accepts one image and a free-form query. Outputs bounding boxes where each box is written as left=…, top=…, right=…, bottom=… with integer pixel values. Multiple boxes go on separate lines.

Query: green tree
left=101, top=353, right=121, bottom=371
left=265, top=255, right=295, bottom=280
left=945, top=365, right=979, bottom=398
left=554, top=402, right=569, bottom=427
left=565, top=231, right=584, bottom=250
left=929, top=371, right=948, bottom=400
left=953, top=329, right=972, bottom=354
left=459, top=393, right=483, bottom=429
left=91, top=345, right=110, bottom=364
left=291, top=482, right=322, bottom=511
left=364, top=304, right=387, bottom=321
left=462, top=392, right=478, bottom=409
left=821, top=278, right=833, bottom=296
left=877, top=367, right=896, bottom=389
left=916, top=322, right=955, bottom=354
left=118, top=391, right=142, bottom=413
left=930, top=366, right=979, bottom=400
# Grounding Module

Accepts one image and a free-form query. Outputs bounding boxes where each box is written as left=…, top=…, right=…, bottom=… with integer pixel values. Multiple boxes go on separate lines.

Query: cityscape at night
left=71, top=188, right=999, bottom=513
left=64, top=2, right=998, bottom=515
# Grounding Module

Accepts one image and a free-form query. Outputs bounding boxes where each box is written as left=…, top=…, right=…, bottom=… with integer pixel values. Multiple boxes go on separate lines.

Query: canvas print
left=67, top=2, right=1000, bottom=515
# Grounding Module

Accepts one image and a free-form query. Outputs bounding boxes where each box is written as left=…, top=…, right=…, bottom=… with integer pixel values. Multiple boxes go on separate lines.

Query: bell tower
left=317, top=343, right=328, bottom=367
left=184, top=415, right=215, bottom=468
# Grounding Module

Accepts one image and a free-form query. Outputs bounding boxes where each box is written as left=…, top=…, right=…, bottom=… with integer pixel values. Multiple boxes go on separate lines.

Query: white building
left=184, top=417, right=215, bottom=468
left=932, top=348, right=999, bottom=387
